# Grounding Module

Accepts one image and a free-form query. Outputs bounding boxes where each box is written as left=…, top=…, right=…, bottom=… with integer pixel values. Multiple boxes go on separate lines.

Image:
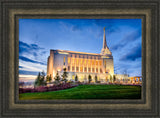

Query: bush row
left=19, top=83, right=78, bottom=94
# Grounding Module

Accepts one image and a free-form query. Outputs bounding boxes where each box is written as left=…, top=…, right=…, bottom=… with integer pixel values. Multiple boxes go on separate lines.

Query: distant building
left=47, top=28, right=114, bottom=83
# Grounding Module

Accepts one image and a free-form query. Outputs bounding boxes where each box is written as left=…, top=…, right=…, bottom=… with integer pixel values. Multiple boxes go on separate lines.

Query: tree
left=75, top=75, right=78, bottom=82
left=34, top=71, right=47, bottom=86
left=110, top=75, right=113, bottom=83
left=46, top=74, right=52, bottom=83
left=95, top=75, right=98, bottom=83
left=113, top=75, right=116, bottom=82
left=54, top=71, right=60, bottom=84
left=61, top=68, right=68, bottom=83
left=88, top=74, right=92, bottom=83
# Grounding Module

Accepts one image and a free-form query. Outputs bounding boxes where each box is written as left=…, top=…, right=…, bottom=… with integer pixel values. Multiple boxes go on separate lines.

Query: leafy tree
left=46, top=74, right=52, bottom=83
left=75, top=75, right=78, bottom=82
left=34, top=71, right=47, bottom=86
left=61, top=68, right=68, bottom=83
left=113, top=75, right=116, bottom=82
left=88, top=74, right=92, bottom=83
left=54, top=71, right=60, bottom=84
left=95, top=75, right=98, bottom=83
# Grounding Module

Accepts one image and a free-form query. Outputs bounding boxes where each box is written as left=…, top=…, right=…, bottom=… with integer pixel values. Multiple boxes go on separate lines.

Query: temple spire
left=101, top=27, right=111, bottom=55
left=103, top=27, right=107, bottom=49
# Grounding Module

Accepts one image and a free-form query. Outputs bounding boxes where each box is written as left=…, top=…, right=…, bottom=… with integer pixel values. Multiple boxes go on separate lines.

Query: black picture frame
left=0, top=0, right=159, bottom=117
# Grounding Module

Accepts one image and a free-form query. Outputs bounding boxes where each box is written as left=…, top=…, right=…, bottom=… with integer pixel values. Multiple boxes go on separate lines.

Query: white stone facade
left=47, top=28, right=114, bottom=83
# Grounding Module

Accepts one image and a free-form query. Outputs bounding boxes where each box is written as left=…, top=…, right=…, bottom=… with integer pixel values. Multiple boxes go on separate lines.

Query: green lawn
left=19, top=85, right=141, bottom=100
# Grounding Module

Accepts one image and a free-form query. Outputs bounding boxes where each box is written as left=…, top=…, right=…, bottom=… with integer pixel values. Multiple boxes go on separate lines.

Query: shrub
left=19, top=83, right=78, bottom=94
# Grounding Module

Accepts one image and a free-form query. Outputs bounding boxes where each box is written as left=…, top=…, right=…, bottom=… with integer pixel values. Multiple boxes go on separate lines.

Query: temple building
left=47, top=28, right=114, bottom=83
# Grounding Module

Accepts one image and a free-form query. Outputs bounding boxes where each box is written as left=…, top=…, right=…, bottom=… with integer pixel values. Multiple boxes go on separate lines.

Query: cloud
left=120, top=43, right=141, bottom=61
left=19, top=70, right=39, bottom=76
left=19, top=66, right=23, bottom=68
left=19, top=60, right=47, bottom=73
left=19, top=41, right=44, bottom=56
left=19, top=56, right=46, bottom=65
left=111, top=28, right=141, bottom=51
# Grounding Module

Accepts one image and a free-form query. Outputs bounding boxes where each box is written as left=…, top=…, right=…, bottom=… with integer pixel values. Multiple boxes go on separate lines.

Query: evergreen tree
left=88, top=74, right=92, bottom=83
left=54, top=71, right=60, bottom=84
left=61, top=68, right=68, bottom=83
left=34, top=72, right=41, bottom=86
left=75, top=75, right=78, bottom=82
left=110, top=75, right=113, bottom=83
left=34, top=71, right=46, bottom=86
left=95, top=75, right=98, bottom=83
left=113, top=75, right=116, bottom=82
left=46, top=74, right=52, bottom=83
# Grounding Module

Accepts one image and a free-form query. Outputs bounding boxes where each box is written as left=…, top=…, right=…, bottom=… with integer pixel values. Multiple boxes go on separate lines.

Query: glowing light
left=58, top=52, right=69, bottom=54
left=57, top=67, right=61, bottom=72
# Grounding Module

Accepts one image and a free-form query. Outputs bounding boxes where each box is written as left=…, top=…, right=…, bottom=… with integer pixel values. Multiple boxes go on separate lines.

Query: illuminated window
left=68, top=57, right=70, bottom=64
left=63, top=57, right=65, bottom=65
left=76, top=67, right=79, bottom=72
left=76, top=58, right=79, bottom=65
left=72, top=66, right=75, bottom=71
left=68, top=66, right=70, bottom=71
left=84, top=67, right=87, bottom=72
left=80, top=66, right=83, bottom=72
left=96, top=68, right=98, bottom=73
left=99, top=61, right=102, bottom=66
left=88, top=60, right=91, bottom=66
left=88, top=68, right=91, bottom=72
left=100, top=68, right=102, bottom=73
left=81, top=59, right=83, bottom=64
left=104, top=60, right=106, bottom=68
left=84, top=59, right=87, bottom=65
left=72, top=58, right=75, bottom=64
left=92, top=60, right=95, bottom=65
left=96, top=60, right=98, bottom=66
left=92, top=68, right=94, bottom=73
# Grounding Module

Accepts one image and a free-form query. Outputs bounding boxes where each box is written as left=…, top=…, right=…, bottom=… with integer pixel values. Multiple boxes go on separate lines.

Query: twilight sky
left=19, top=19, right=142, bottom=82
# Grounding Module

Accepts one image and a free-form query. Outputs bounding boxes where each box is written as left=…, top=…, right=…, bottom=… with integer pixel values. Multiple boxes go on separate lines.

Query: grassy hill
left=19, top=85, right=141, bottom=100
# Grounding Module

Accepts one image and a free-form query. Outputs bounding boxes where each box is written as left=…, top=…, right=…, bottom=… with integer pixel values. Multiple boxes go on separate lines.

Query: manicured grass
left=19, top=85, right=141, bottom=100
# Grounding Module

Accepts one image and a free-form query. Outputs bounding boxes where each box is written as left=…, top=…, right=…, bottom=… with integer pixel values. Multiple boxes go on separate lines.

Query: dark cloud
left=19, top=56, right=46, bottom=65
left=41, top=51, right=47, bottom=55
left=111, top=43, right=124, bottom=51
left=19, top=66, right=23, bottom=68
left=111, top=28, right=141, bottom=51
left=120, top=44, right=141, bottom=61
left=122, top=28, right=141, bottom=42
left=19, top=41, right=44, bottom=56
left=19, top=70, right=39, bottom=76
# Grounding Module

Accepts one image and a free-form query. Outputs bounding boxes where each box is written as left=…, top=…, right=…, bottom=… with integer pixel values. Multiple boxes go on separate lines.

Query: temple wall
left=105, top=58, right=114, bottom=75
left=47, top=50, right=54, bottom=77
left=47, top=50, right=114, bottom=83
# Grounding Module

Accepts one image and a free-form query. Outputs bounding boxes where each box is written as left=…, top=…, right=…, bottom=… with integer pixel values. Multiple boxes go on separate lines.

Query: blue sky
left=19, top=19, right=142, bottom=82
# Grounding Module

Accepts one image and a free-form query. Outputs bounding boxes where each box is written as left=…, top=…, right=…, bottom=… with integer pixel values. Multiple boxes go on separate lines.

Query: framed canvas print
left=19, top=19, right=142, bottom=100
left=0, top=0, right=159, bottom=117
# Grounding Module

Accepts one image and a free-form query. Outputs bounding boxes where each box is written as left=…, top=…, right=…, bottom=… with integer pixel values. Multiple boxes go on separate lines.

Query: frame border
left=0, top=0, right=159, bottom=117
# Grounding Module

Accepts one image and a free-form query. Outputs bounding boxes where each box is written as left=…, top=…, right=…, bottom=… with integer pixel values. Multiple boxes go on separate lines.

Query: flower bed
left=19, top=83, right=78, bottom=94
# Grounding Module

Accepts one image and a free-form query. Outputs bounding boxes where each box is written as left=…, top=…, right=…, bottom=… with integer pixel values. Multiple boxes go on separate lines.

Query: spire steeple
left=101, top=27, right=112, bottom=55
left=103, top=27, right=107, bottom=49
